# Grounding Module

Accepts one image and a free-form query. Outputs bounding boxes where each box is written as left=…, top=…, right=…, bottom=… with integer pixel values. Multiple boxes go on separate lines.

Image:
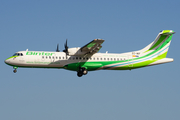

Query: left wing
left=80, top=39, right=105, bottom=55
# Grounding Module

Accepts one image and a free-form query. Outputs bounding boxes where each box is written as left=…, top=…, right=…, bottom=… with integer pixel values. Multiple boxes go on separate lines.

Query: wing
left=80, top=39, right=105, bottom=55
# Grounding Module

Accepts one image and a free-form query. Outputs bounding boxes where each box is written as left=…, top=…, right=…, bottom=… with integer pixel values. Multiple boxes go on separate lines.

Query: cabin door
left=128, top=53, right=134, bottom=69
left=51, top=53, right=56, bottom=63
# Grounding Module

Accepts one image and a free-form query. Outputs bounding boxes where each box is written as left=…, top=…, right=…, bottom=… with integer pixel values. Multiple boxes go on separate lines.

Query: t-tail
left=133, top=30, right=175, bottom=68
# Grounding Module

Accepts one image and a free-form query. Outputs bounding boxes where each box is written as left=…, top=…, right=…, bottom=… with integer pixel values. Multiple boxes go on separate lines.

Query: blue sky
left=1, top=0, right=180, bottom=120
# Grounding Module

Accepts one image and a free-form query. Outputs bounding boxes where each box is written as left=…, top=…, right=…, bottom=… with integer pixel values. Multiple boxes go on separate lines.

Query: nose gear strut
left=13, top=66, right=18, bottom=73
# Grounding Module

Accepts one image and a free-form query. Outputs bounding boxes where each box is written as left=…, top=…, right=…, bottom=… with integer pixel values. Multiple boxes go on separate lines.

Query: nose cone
left=4, top=59, right=9, bottom=64
left=4, top=57, right=12, bottom=65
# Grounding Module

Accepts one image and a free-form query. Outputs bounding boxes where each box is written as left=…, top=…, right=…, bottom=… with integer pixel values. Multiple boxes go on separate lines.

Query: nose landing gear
left=13, top=66, right=18, bottom=73
left=77, top=67, right=88, bottom=77
left=13, top=69, right=17, bottom=73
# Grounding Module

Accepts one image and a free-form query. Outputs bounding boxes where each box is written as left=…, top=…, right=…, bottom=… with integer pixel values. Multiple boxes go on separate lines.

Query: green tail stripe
left=149, top=34, right=167, bottom=50
left=113, top=51, right=168, bottom=70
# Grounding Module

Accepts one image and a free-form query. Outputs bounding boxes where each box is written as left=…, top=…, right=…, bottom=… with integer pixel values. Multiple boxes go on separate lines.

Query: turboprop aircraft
left=5, top=30, right=175, bottom=77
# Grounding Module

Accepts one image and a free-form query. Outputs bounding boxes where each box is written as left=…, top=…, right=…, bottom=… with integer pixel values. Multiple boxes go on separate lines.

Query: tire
left=83, top=69, right=88, bottom=75
left=13, top=69, right=17, bottom=73
left=77, top=72, right=83, bottom=77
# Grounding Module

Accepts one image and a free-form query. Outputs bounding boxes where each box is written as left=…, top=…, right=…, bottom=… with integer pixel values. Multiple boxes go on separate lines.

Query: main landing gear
left=77, top=67, right=88, bottom=77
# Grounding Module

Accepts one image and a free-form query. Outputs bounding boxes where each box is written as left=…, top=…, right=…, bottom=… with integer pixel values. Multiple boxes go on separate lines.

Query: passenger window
left=104, top=58, right=106, bottom=60
left=49, top=56, right=51, bottom=59
left=46, top=56, right=48, bottom=59
left=42, top=56, right=44, bottom=59
left=56, top=57, right=58, bottom=59
left=62, top=57, right=64, bottom=59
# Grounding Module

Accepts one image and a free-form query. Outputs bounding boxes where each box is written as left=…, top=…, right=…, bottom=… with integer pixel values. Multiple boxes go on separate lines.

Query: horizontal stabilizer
left=148, top=58, right=174, bottom=66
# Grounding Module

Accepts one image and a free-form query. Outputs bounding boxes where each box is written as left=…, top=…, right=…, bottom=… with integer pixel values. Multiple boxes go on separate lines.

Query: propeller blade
left=63, top=39, right=69, bottom=55
left=56, top=44, right=60, bottom=52
left=65, top=39, right=68, bottom=49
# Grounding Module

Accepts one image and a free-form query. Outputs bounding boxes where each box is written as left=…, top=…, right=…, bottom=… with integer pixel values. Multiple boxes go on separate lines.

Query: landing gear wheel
left=13, top=69, right=17, bottom=73
left=77, top=67, right=88, bottom=77
left=83, top=69, right=88, bottom=75
left=77, top=72, right=83, bottom=77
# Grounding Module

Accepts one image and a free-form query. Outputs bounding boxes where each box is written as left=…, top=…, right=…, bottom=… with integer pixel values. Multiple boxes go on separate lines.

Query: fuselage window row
left=42, top=56, right=126, bottom=61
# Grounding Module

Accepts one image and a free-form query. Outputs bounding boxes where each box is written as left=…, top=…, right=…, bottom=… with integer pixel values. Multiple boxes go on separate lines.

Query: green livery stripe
left=149, top=35, right=167, bottom=50
left=145, top=34, right=172, bottom=52
left=102, top=42, right=170, bottom=70
left=133, top=38, right=170, bottom=62
left=64, top=62, right=104, bottom=71
left=145, top=33, right=173, bottom=53
left=6, top=56, right=18, bottom=60
left=113, top=51, right=168, bottom=70
left=162, top=30, right=174, bottom=34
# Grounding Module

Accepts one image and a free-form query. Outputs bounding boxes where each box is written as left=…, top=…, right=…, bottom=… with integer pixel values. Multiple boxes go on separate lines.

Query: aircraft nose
left=4, top=59, right=10, bottom=64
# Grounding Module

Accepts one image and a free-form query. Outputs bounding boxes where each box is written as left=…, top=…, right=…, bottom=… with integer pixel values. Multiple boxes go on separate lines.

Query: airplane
left=5, top=30, right=175, bottom=77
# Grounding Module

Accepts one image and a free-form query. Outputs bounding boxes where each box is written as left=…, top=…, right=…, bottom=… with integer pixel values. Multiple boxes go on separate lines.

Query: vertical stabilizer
left=140, top=30, right=175, bottom=58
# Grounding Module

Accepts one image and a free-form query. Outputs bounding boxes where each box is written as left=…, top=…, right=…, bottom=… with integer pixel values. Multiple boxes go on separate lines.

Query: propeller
left=63, top=39, right=69, bottom=55
left=56, top=44, right=60, bottom=52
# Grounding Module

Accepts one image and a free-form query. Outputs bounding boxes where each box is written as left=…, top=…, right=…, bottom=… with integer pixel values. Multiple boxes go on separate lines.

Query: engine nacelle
left=68, top=47, right=86, bottom=56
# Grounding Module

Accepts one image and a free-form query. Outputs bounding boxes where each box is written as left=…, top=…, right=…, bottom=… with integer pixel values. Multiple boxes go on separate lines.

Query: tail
left=128, top=30, right=175, bottom=68
left=140, top=30, right=175, bottom=58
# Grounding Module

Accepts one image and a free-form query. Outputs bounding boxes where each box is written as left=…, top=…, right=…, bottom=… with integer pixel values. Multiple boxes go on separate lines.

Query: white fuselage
left=5, top=50, right=134, bottom=69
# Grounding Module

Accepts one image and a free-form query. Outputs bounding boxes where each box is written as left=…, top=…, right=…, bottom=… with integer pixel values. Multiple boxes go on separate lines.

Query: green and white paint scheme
left=5, top=30, right=175, bottom=77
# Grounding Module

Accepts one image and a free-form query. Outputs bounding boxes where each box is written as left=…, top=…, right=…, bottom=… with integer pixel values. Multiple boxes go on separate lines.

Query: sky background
left=1, top=0, right=180, bottom=120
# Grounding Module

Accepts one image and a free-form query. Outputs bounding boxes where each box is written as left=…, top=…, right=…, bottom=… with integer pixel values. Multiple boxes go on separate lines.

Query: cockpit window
left=13, top=53, right=18, bottom=56
left=13, top=53, right=23, bottom=56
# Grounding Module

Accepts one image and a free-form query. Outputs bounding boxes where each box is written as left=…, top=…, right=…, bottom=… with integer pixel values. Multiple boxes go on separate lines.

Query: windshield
left=13, top=53, right=23, bottom=56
